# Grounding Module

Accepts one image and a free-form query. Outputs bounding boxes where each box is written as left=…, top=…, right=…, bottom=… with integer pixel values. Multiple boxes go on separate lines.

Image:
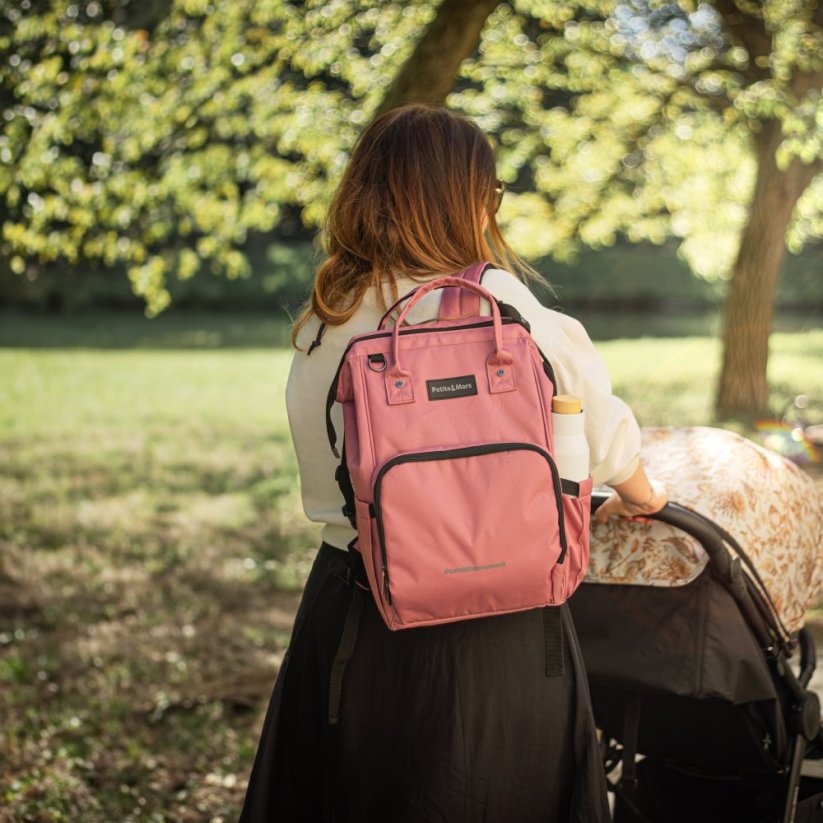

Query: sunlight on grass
left=599, top=335, right=720, bottom=426
left=0, top=348, right=293, bottom=436
left=597, top=329, right=823, bottom=427
left=1, top=316, right=821, bottom=820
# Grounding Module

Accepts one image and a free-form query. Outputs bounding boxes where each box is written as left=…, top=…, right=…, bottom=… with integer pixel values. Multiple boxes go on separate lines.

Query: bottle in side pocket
left=551, top=395, right=589, bottom=483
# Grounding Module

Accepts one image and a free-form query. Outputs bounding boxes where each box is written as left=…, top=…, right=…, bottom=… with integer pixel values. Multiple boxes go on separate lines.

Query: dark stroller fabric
left=240, top=543, right=610, bottom=823
left=610, top=758, right=823, bottom=823
left=572, top=487, right=823, bottom=823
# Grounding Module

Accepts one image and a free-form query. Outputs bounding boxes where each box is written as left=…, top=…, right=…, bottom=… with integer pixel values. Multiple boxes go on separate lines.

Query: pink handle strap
left=385, top=276, right=515, bottom=405
left=377, top=261, right=490, bottom=331
left=438, top=262, right=490, bottom=320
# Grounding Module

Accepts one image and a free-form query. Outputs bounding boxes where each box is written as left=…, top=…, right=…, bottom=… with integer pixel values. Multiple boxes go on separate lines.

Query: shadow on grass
left=0, top=425, right=315, bottom=821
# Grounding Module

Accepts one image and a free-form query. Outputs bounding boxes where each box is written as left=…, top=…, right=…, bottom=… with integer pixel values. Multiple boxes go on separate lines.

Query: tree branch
left=790, top=0, right=823, bottom=98
left=373, top=0, right=502, bottom=118
left=712, top=0, right=772, bottom=84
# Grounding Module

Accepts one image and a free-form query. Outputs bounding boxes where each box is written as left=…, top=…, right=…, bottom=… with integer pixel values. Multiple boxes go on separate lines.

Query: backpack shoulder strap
left=438, top=261, right=494, bottom=320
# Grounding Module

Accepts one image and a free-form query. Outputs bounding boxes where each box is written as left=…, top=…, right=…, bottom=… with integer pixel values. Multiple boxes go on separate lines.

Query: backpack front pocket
left=372, top=443, right=566, bottom=629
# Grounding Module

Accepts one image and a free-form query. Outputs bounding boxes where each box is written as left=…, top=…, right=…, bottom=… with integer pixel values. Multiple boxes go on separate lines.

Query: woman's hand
left=594, top=463, right=668, bottom=524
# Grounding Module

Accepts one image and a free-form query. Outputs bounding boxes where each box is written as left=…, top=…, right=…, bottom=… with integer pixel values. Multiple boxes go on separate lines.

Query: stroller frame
left=578, top=493, right=823, bottom=823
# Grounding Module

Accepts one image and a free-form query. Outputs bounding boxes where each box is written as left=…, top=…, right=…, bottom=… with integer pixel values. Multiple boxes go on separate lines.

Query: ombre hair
left=291, top=104, right=538, bottom=348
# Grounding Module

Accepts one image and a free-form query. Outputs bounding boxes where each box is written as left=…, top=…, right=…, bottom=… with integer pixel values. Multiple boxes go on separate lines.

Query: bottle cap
left=552, top=394, right=582, bottom=414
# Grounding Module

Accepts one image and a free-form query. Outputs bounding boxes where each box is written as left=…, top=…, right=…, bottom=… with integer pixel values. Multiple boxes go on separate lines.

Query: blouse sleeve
left=480, top=268, right=642, bottom=486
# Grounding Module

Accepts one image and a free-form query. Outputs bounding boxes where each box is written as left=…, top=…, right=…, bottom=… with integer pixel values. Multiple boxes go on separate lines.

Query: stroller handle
left=590, top=492, right=815, bottom=695
left=591, top=493, right=735, bottom=576
left=590, top=493, right=782, bottom=646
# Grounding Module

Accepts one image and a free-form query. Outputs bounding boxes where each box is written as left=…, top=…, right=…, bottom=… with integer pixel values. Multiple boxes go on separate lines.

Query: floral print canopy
left=587, top=427, right=823, bottom=634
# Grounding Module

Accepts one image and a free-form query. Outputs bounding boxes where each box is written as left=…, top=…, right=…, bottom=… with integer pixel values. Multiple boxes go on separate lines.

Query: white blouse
left=286, top=268, right=642, bottom=550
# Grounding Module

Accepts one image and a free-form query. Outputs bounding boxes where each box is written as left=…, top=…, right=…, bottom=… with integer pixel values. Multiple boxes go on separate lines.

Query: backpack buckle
left=341, top=503, right=356, bottom=528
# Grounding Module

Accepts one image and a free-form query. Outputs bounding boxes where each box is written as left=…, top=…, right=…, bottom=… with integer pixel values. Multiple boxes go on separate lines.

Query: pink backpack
left=326, top=262, right=592, bottom=631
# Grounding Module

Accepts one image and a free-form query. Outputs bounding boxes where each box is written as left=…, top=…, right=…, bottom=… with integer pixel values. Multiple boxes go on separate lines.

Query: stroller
left=569, top=427, right=823, bottom=823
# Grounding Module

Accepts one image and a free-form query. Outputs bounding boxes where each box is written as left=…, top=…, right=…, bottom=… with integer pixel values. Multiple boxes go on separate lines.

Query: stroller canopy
left=587, top=426, right=823, bottom=633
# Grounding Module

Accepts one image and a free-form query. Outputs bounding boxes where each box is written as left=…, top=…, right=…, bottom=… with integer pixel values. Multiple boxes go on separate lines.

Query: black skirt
left=239, top=543, right=610, bottom=823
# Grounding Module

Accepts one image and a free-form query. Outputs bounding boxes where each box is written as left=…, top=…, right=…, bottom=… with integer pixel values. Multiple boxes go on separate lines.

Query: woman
left=240, top=104, right=667, bottom=822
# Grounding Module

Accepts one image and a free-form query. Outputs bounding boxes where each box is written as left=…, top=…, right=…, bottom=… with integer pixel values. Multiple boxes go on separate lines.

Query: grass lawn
left=1, top=310, right=822, bottom=821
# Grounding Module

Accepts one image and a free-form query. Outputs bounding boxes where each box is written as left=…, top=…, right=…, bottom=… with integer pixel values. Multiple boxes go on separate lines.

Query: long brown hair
left=291, top=104, right=538, bottom=348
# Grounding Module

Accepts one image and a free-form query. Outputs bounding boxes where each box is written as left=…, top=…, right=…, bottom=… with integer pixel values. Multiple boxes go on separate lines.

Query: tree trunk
left=374, top=0, right=501, bottom=118
left=715, top=120, right=819, bottom=419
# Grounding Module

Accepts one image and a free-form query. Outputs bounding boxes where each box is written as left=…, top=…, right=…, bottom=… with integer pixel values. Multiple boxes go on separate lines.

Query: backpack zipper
left=371, top=442, right=568, bottom=606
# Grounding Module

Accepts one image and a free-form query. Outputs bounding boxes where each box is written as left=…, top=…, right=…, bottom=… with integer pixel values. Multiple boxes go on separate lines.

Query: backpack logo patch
left=426, top=375, right=478, bottom=400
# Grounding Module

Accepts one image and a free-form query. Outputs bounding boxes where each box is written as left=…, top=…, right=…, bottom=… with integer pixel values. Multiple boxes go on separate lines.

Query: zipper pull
left=382, top=568, right=392, bottom=605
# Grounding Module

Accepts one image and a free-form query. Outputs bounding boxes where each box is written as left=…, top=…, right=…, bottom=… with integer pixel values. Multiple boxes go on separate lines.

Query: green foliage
left=0, top=0, right=436, bottom=313
left=0, top=240, right=317, bottom=313
left=1, top=0, right=822, bottom=313
left=453, top=0, right=823, bottom=277
left=2, top=238, right=821, bottom=314
left=1, top=312, right=822, bottom=817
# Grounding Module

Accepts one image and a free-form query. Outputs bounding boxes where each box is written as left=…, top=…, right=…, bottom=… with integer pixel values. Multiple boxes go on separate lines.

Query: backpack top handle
left=376, top=261, right=492, bottom=331
left=384, top=276, right=515, bottom=405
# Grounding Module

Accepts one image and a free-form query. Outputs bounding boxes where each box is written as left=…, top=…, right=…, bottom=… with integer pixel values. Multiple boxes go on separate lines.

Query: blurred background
left=1, top=0, right=821, bottom=820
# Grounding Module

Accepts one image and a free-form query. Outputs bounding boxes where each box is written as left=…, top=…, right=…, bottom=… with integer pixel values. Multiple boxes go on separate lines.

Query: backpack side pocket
left=551, top=477, right=593, bottom=602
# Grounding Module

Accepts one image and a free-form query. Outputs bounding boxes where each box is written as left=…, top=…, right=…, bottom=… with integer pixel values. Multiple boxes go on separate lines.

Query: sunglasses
left=493, top=179, right=505, bottom=214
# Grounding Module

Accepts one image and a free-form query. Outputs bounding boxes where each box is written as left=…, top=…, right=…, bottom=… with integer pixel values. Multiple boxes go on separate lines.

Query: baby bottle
left=551, top=395, right=589, bottom=483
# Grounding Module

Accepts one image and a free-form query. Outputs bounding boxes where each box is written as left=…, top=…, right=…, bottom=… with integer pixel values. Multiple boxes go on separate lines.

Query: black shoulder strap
left=307, top=322, right=326, bottom=355
left=325, top=352, right=348, bottom=457
left=335, top=440, right=356, bottom=528
left=495, top=299, right=557, bottom=395
left=377, top=285, right=422, bottom=330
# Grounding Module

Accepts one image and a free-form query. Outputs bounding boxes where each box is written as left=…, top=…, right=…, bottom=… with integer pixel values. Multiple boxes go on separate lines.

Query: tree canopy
left=2, top=0, right=822, bottom=413
left=2, top=1, right=435, bottom=312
